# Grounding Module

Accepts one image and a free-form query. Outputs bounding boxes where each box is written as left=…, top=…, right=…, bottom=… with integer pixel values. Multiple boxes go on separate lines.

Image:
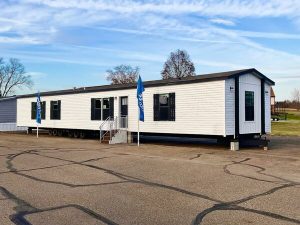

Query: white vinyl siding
left=0, top=123, right=27, bottom=131
left=265, top=83, right=271, bottom=133
left=225, top=74, right=272, bottom=136
left=225, top=78, right=235, bottom=136
left=239, top=74, right=261, bottom=134
left=17, top=80, right=226, bottom=136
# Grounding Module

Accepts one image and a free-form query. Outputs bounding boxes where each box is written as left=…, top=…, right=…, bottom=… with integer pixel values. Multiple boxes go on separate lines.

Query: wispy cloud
left=27, top=71, right=48, bottom=79
left=232, top=30, right=300, bottom=39
left=210, top=18, right=236, bottom=26
left=23, top=0, right=300, bottom=18
left=1, top=0, right=300, bottom=44
left=0, top=0, right=299, bottom=100
left=0, top=36, right=42, bottom=44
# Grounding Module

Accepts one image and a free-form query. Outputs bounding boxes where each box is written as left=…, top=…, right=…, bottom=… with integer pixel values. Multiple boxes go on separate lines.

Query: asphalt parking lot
left=0, top=133, right=299, bottom=225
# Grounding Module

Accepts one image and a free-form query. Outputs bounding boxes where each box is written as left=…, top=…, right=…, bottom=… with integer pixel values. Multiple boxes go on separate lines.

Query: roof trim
left=227, top=68, right=275, bottom=86
left=17, top=68, right=275, bottom=99
left=0, top=96, right=17, bottom=102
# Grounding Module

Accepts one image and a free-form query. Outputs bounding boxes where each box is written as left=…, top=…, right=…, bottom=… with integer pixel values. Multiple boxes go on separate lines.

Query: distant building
left=0, top=96, right=26, bottom=131
left=271, top=88, right=275, bottom=114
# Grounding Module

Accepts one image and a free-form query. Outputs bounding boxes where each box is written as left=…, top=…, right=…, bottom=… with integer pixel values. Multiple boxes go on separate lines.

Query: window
left=154, top=93, right=175, bottom=121
left=245, top=91, right=254, bottom=121
left=50, top=100, right=61, bottom=120
left=91, top=99, right=102, bottom=120
left=103, top=98, right=110, bottom=120
left=31, top=102, right=46, bottom=120
left=120, top=97, right=128, bottom=116
left=159, top=94, right=169, bottom=121
left=95, top=99, right=101, bottom=109
left=91, top=97, right=114, bottom=120
left=121, top=97, right=128, bottom=106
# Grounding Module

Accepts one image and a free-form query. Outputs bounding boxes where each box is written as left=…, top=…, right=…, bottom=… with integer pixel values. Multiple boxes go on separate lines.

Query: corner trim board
left=234, top=76, right=240, bottom=139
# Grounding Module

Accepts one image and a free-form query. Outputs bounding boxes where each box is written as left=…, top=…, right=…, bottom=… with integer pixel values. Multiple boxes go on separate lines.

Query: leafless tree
left=0, top=58, right=33, bottom=98
left=161, top=49, right=196, bottom=79
left=106, top=65, right=139, bottom=85
left=292, top=88, right=300, bottom=110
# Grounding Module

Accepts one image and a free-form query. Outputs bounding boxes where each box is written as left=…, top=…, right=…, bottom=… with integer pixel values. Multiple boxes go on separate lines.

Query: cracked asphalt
left=0, top=133, right=299, bottom=225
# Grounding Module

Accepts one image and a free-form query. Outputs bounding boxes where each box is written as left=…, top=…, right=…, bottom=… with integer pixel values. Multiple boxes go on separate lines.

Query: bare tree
left=0, top=58, right=33, bottom=97
left=292, top=88, right=300, bottom=110
left=161, top=49, right=196, bottom=79
left=106, top=64, right=139, bottom=85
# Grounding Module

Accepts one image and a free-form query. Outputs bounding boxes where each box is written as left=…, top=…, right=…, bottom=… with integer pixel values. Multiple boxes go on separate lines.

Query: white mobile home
left=17, top=68, right=274, bottom=144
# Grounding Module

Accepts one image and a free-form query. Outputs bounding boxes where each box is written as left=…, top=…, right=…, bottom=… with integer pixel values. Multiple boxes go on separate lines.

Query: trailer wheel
left=73, top=131, right=80, bottom=138
left=68, top=130, right=74, bottom=138
left=57, top=129, right=63, bottom=137
left=52, top=129, right=58, bottom=136
left=48, top=129, right=53, bottom=136
left=79, top=131, right=86, bottom=139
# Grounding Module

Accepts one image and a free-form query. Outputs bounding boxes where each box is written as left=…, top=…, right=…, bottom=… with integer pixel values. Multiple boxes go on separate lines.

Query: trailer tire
left=79, top=131, right=86, bottom=139
left=74, top=131, right=80, bottom=138
left=68, top=130, right=74, bottom=138
left=52, top=129, right=58, bottom=136
left=48, top=129, right=53, bottom=136
left=57, top=129, right=63, bottom=137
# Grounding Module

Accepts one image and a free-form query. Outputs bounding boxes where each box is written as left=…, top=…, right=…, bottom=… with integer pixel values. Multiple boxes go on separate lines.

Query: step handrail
left=99, top=116, right=118, bottom=143
left=99, top=116, right=112, bottom=143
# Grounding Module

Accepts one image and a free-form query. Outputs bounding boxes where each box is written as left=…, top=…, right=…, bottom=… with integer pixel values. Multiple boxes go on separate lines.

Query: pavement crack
left=189, top=154, right=202, bottom=160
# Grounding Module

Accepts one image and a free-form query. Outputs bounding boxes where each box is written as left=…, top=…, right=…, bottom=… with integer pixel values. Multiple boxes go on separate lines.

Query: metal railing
left=99, top=116, right=113, bottom=143
left=99, top=116, right=128, bottom=143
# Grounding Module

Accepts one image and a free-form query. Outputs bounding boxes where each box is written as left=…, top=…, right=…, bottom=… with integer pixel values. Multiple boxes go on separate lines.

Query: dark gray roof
left=18, top=68, right=275, bottom=98
left=0, top=96, right=17, bottom=102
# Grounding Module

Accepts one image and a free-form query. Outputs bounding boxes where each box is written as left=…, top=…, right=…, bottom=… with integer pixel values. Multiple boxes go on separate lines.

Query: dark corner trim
left=234, top=76, right=240, bottom=139
left=261, top=79, right=266, bottom=134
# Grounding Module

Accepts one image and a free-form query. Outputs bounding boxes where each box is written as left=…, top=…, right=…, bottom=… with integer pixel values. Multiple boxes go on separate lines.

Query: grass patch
left=272, top=121, right=300, bottom=136
left=286, top=110, right=300, bottom=120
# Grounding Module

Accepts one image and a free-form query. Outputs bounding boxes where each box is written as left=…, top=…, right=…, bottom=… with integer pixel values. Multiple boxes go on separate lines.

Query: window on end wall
left=245, top=91, right=254, bottom=121
left=31, top=102, right=46, bottom=120
left=153, top=93, right=175, bottom=121
left=50, top=100, right=61, bottom=120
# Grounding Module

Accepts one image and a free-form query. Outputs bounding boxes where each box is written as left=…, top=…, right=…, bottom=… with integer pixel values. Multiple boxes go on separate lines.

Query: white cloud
left=0, top=36, right=42, bottom=44
left=232, top=30, right=300, bottom=39
left=210, top=18, right=235, bottom=26
left=27, top=71, right=48, bottom=79
left=0, top=0, right=299, bottom=99
left=22, top=0, right=300, bottom=18
left=1, top=0, right=300, bottom=45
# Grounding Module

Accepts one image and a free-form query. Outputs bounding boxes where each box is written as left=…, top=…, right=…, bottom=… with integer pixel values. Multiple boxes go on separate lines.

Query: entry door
left=120, top=97, right=128, bottom=128
left=120, top=97, right=128, bottom=116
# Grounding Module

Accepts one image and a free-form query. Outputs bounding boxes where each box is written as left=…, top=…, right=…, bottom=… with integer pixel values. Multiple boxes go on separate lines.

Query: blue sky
left=1, top=0, right=300, bottom=101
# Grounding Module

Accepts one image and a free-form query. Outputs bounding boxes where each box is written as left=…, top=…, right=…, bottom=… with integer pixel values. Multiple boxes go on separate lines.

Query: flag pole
left=37, top=123, right=39, bottom=138
left=138, top=109, right=140, bottom=147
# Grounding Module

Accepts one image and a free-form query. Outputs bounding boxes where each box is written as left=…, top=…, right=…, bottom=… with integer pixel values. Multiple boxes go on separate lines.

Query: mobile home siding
left=265, top=83, right=271, bottom=133
left=0, top=97, right=26, bottom=131
left=225, top=74, right=272, bottom=136
left=17, top=80, right=226, bottom=136
left=225, top=78, right=235, bottom=136
left=239, top=74, right=261, bottom=134
left=0, top=98, right=16, bottom=123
